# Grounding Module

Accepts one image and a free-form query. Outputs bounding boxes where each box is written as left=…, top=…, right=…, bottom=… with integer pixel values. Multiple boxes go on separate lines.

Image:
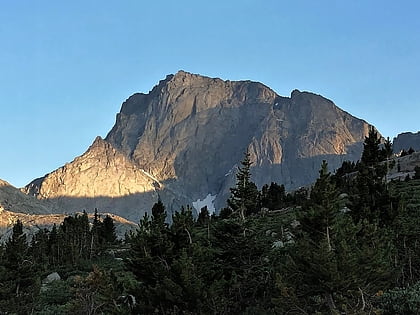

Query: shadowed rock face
left=25, top=71, right=374, bottom=221
left=393, top=132, right=420, bottom=153
left=0, top=179, right=55, bottom=215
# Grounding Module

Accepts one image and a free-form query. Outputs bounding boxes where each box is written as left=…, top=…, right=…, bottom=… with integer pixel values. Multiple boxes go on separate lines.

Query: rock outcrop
left=393, top=132, right=420, bottom=153
left=386, top=151, right=420, bottom=181
left=25, top=71, right=374, bottom=221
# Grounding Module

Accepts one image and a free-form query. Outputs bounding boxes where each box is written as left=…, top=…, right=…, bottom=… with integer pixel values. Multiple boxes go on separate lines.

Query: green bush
left=378, top=282, right=420, bottom=314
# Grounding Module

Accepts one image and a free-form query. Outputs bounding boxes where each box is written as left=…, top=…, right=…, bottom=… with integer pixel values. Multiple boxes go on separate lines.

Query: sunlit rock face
left=27, top=136, right=157, bottom=199
left=25, top=71, right=374, bottom=221
left=25, top=136, right=187, bottom=221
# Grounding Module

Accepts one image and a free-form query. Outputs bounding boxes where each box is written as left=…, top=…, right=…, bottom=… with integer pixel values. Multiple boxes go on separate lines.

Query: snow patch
left=140, top=169, right=161, bottom=185
left=225, top=164, right=237, bottom=177
left=192, top=194, right=216, bottom=214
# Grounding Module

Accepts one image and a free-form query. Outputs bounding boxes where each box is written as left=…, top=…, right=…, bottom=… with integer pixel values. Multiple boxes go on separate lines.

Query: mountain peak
left=91, top=136, right=106, bottom=147
left=165, top=70, right=221, bottom=88
left=174, top=69, right=192, bottom=77
left=25, top=72, right=375, bottom=222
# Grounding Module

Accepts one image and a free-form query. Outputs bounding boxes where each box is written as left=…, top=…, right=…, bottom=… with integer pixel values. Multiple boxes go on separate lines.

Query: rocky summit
left=25, top=71, right=374, bottom=221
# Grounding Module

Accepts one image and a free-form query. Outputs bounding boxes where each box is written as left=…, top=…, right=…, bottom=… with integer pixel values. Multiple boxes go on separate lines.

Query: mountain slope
left=393, top=131, right=420, bottom=152
left=0, top=206, right=136, bottom=242
left=0, top=177, right=137, bottom=241
left=24, top=136, right=187, bottom=221
left=0, top=179, right=54, bottom=214
left=25, top=71, right=374, bottom=220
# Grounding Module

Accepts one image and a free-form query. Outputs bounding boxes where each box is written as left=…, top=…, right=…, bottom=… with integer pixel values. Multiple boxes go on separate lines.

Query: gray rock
left=24, top=71, right=374, bottom=221
left=44, top=272, right=61, bottom=284
left=40, top=272, right=61, bottom=292
left=393, top=131, right=420, bottom=153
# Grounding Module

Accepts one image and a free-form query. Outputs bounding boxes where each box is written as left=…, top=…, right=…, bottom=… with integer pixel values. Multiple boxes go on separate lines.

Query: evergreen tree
left=59, top=212, right=91, bottom=265
left=0, top=220, right=39, bottom=313
left=29, top=228, right=50, bottom=271
left=227, top=151, right=260, bottom=220
left=361, top=127, right=383, bottom=166
left=299, top=161, right=339, bottom=246
left=382, top=136, right=393, bottom=159
left=152, top=198, right=165, bottom=219
left=101, top=215, right=117, bottom=244
left=196, top=206, right=210, bottom=227
left=48, top=223, right=60, bottom=266
left=351, top=128, right=394, bottom=225
left=414, top=166, right=420, bottom=180
left=126, top=202, right=175, bottom=313
left=278, top=161, right=393, bottom=313
left=210, top=218, right=275, bottom=313
left=171, top=206, right=195, bottom=250
left=261, top=182, right=287, bottom=210
left=3, top=219, right=28, bottom=269
left=218, top=207, right=233, bottom=219
left=90, top=208, right=103, bottom=257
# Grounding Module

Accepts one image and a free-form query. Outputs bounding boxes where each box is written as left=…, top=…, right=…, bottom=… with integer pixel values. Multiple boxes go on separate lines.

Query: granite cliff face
left=25, top=136, right=187, bottom=221
left=106, top=71, right=371, bottom=211
left=26, top=71, right=374, bottom=220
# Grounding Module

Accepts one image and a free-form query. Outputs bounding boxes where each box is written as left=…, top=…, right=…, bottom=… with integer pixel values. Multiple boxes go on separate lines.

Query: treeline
left=0, top=211, right=118, bottom=314
left=2, top=128, right=420, bottom=314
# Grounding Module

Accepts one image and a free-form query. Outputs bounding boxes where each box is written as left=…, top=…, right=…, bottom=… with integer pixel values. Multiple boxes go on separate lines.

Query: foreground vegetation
left=2, top=128, right=420, bottom=314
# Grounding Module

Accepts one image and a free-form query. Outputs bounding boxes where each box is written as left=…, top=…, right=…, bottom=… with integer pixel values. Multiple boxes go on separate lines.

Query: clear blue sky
left=1, top=0, right=419, bottom=187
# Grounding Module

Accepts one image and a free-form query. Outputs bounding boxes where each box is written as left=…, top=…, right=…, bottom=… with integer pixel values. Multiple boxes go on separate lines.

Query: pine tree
left=48, top=224, right=60, bottom=266
left=361, top=127, right=383, bottom=166
left=261, top=182, right=286, bottom=210
left=90, top=208, right=103, bottom=257
left=3, top=219, right=28, bottom=269
left=197, top=206, right=210, bottom=227
left=414, top=166, right=420, bottom=180
left=171, top=206, right=195, bottom=250
left=351, top=127, right=394, bottom=225
left=29, top=228, right=50, bottom=270
left=0, top=220, right=39, bottom=313
left=59, top=213, right=91, bottom=265
left=101, top=215, right=117, bottom=244
left=299, top=160, right=339, bottom=246
left=152, top=198, right=165, bottom=219
left=126, top=202, right=175, bottom=313
left=227, top=151, right=260, bottom=220
left=382, top=136, right=393, bottom=159
left=279, top=161, right=393, bottom=313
